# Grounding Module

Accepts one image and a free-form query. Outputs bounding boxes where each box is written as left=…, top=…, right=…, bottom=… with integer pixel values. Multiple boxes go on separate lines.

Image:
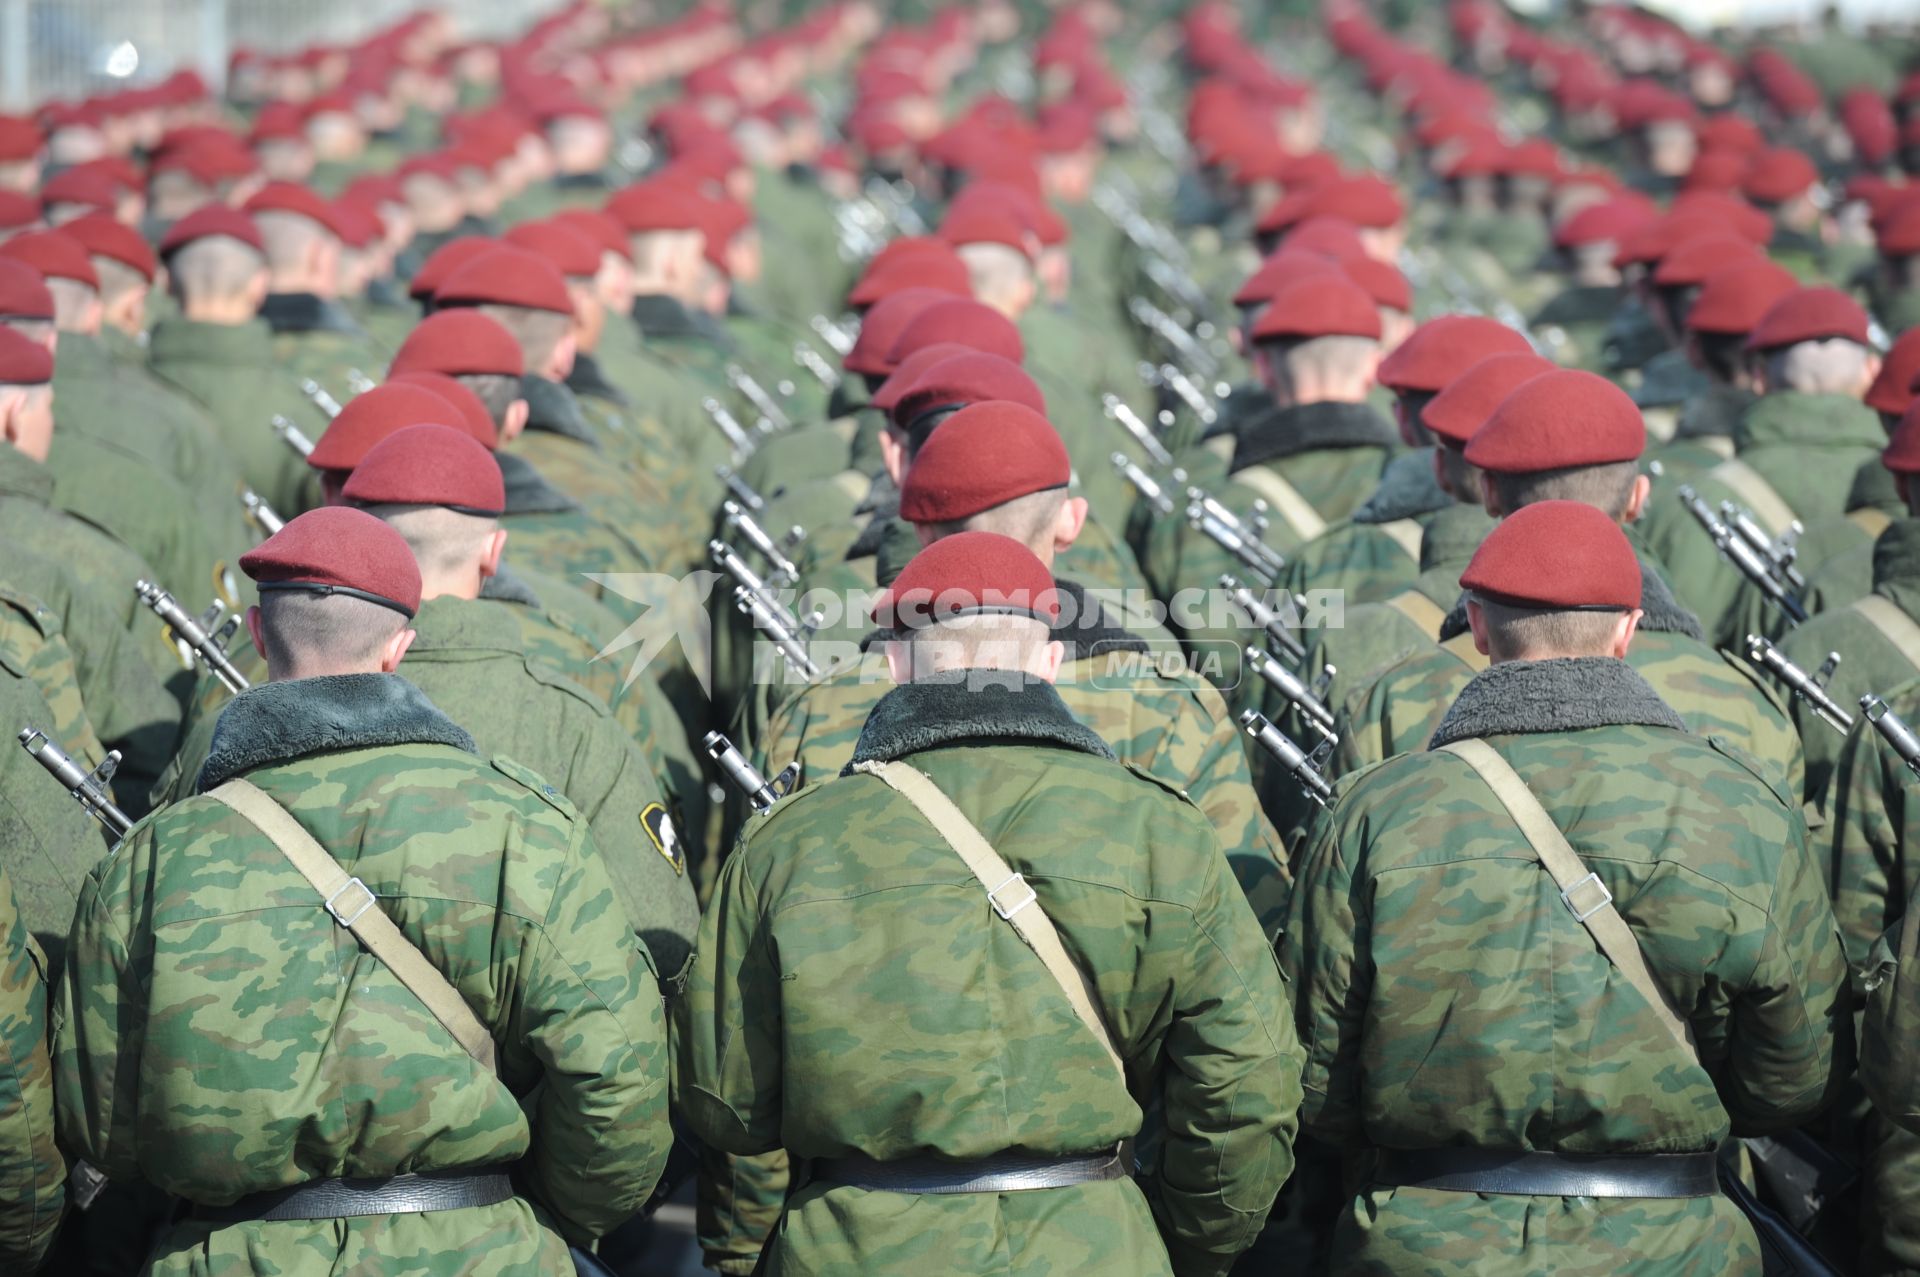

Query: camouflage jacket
left=1856, top=678, right=1920, bottom=1133
left=1273, top=450, right=1458, bottom=605
left=1285, top=657, right=1850, bottom=1275
left=679, top=674, right=1302, bottom=1277
left=258, top=292, right=390, bottom=392
left=54, top=673, right=669, bottom=1275
left=514, top=376, right=685, bottom=574
left=494, top=452, right=662, bottom=606
left=0, top=866, right=60, bottom=1272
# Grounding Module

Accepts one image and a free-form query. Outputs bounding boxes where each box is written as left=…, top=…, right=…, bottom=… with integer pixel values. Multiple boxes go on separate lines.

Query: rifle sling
left=1385, top=590, right=1449, bottom=639
left=1232, top=465, right=1328, bottom=542
left=1853, top=596, right=1920, bottom=679
left=1706, top=458, right=1798, bottom=540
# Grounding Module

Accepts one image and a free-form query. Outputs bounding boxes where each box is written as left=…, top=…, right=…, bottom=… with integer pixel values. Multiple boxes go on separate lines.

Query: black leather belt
left=813, top=1151, right=1128, bottom=1194
left=1374, top=1148, right=1720, bottom=1199
left=196, top=1168, right=516, bottom=1223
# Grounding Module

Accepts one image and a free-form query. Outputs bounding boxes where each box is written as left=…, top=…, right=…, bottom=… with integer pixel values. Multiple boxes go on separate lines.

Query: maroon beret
left=1669, top=191, right=1775, bottom=245
left=0, top=190, right=38, bottom=232
left=1650, top=234, right=1764, bottom=288
left=39, top=167, right=118, bottom=214
left=1742, top=147, right=1819, bottom=206
left=0, top=115, right=43, bottom=162
left=0, top=229, right=97, bottom=288
left=389, top=310, right=525, bottom=379
left=307, top=382, right=469, bottom=472
left=1460, top=500, right=1642, bottom=611
left=604, top=180, right=714, bottom=234
left=62, top=212, right=156, bottom=280
left=158, top=203, right=264, bottom=258
left=1377, top=315, right=1533, bottom=393
left=891, top=352, right=1046, bottom=431
left=342, top=423, right=506, bottom=516
left=0, top=326, right=52, bottom=384
left=386, top=371, right=500, bottom=448
left=1279, top=216, right=1369, bottom=260
left=900, top=400, right=1071, bottom=523
left=1340, top=254, right=1411, bottom=312
left=0, top=258, right=53, bottom=320
left=871, top=529, right=1061, bottom=629
left=843, top=287, right=953, bottom=377
left=1553, top=195, right=1658, bottom=250
left=240, top=506, right=422, bottom=618
left=1746, top=286, right=1872, bottom=352
left=1686, top=261, right=1801, bottom=335
left=1867, top=328, right=1920, bottom=417
left=1464, top=369, right=1646, bottom=474
left=406, top=235, right=496, bottom=301
left=1612, top=209, right=1732, bottom=269
left=549, top=208, right=631, bottom=263
left=846, top=250, right=974, bottom=308
left=937, top=204, right=1035, bottom=257
left=886, top=298, right=1025, bottom=369
left=243, top=181, right=348, bottom=237
left=1250, top=274, right=1382, bottom=343
left=504, top=219, right=602, bottom=278
left=870, top=342, right=973, bottom=412
left=435, top=245, right=572, bottom=315
left=1233, top=251, right=1341, bottom=308
left=1878, top=202, right=1920, bottom=258
left=1420, top=352, right=1557, bottom=447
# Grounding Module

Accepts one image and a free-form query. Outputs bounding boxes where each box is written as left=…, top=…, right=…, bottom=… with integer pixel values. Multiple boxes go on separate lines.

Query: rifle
left=135, top=581, right=251, bottom=694
left=710, top=540, right=821, bottom=681
left=242, top=489, right=285, bottom=536
left=1864, top=694, right=1920, bottom=774
left=722, top=499, right=802, bottom=585
left=728, top=364, right=793, bottom=433
left=345, top=368, right=376, bottom=395
left=298, top=378, right=342, bottom=419
left=18, top=728, right=131, bottom=837
left=1238, top=710, right=1334, bottom=808
left=1221, top=574, right=1308, bottom=663
left=703, top=731, right=799, bottom=813
left=715, top=465, right=767, bottom=513
left=1244, top=645, right=1338, bottom=741
left=1113, top=453, right=1173, bottom=516
left=1103, top=392, right=1180, bottom=472
left=793, top=341, right=843, bottom=390
left=1187, top=486, right=1286, bottom=581
left=1747, top=635, right=1852, bottom=733
left=1141, top=360, right=1219, bottom=427
left=809, top=314, right=856, bottom=357
left=702, top=396, right=756, bottom=458
left=270, top=414, right=316, bottom=459
left=1128, top=296, right=1220, bottom=382
left=1678, top=486, right=1808, bottom=625
left=1721, top=500, right=1806, bottom=593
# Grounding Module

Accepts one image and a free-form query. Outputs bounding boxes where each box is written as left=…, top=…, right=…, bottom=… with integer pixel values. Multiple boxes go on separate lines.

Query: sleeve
left=673, top=841, right=786, bottom=1159
left=52, top=833, right=149, bottom=1182
left=1182, top=705, right=1292, bottom=941
left=1277, top=803, right=1371, bottom=1146
left=510, top=820, right=672, bottom=1244
left=695, top=1145, right=789, bottom=1276
left=1822, top=719, right=1909, bottom=975
left=1151, top=836, right=1304, bottom=1277
left=1865, top=882, right=1920, bottom=1129
left=0, top=871, right=62, bottom=1271
left=62, top=596, right=181, bottom=811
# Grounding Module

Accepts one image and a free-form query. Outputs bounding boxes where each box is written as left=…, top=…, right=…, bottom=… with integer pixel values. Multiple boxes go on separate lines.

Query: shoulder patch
left=489, top=754, right=580, bottom=819
left=1704, top=734, right=1795, bottom=809
left=640, top=801, right=686, bottom=875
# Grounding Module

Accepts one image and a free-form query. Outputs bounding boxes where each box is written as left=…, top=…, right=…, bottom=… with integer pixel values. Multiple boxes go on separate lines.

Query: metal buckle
left=1561, top=873, right=1612, bottom=923
left=987, top=873, right=1037, bottom=920
left=325, top=877, right=377, bottom=927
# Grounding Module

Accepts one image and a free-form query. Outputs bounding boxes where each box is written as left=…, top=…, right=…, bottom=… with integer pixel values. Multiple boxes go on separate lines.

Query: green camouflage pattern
left=265, top=313, right=391, bottom=395
left=1, top=583, right=107, bottom=768
left=678, top=682, right=1302, bottom=1277
left=0, top=865, right=61, bottom=1271
left=54, top=700, right=669, bottom=1274
left=1719, top=510, right=1885, bottom=652
left=1284, top=692, right=1850, bottom=1274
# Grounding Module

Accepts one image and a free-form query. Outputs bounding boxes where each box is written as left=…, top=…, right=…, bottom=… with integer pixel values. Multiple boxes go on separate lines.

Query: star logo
left=587, top=571, right=722, bottom=697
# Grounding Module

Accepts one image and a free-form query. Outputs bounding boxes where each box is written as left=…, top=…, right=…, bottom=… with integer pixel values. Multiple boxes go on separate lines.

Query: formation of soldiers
left=4, top=0, right=1920, bottom=1274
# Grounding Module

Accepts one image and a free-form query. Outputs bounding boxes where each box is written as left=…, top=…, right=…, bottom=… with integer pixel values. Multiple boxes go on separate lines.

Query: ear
left=549, top=330, right=577, bottom=380
left=1033, top=637, right=1065, bottom=684
left=1609, top=608, right=1642, bottom=659
left=380, top=625, right=417, bottom=673
left=878, top=425, right=908, bottom=487
left=882, top=638, right=911, bottom=684
left=1465, top=599, right=1493, bottom=657
left=1623, top=472, right=1652, bottom=523
left=245, top=604, right=267, bottom=660
left=502, top=398, right=530, bottom=442
left=1862, top=352, right=1885, bottom=395
left=1055, top=495, right=1088, bottom=552
left=481, top=528, right=507, bottom=579
left=247, top=267, right=271, bottom=310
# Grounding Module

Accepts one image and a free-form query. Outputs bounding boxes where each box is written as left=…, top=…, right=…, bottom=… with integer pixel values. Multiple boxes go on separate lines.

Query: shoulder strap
left=1375, top=518, right=1422, bottom=562
left=1853, top=595, right=1920, bottom=677
left=1436, top=739, right=1698, bottom=1056
left=1440, top=630, right=1492, bottom=673
left=206, top=778, right=499, bottom=1073
left=851, top=759, right=1127, bottom=1082
left=1385, top=589, right=1450, bottom=639
left=831, top=469, right=868, bottom=503
left=1706, top=457, right=1798, bottom=539
left=1233, top=465, right=1329, bottom=541
left=1848, top=507, right=1893, bottom=540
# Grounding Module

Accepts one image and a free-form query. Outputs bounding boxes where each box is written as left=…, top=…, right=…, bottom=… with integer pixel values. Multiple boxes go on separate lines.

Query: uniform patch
left=642, top=802, right=685, bottom=874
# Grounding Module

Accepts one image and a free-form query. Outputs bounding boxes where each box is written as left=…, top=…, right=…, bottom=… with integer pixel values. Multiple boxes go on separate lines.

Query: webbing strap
left=1375, top=518, right=1422, bottom=562
left=1385, top=590, right=1449, bottom=638
left=1854, top=596, right=1920, bottom=679
left=1707, top=458, right=1798, bottom=539
left=1233, top=465, right=1328, bottom=541
left=1440, top=630, right=1492, bottom=673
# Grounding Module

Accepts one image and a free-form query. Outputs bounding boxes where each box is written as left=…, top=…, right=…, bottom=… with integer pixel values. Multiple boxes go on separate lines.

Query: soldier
left=1283, top=500, right=1850, bottom=1274
left=0, top=864, right=61, bottom=1272
left=242, top=181, right=388, bottom=384
left=679, top=530, right=1302, bottom=1276
left=55, top=506, right=671, bottom=1275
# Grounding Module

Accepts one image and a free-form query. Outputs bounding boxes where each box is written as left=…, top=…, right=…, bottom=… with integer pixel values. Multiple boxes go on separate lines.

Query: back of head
left=899, top=400, right=1073, bottom=554
left=239, top=506, right=422, bottom=680
left=1460, top=500, right=1643, bottom=663
left=1465, top=369, right=1648, bottom=519
left=871, top=530, right=1062, bottom=683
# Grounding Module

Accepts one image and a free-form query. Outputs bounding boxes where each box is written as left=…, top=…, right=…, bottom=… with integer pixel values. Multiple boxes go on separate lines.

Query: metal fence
left=0, top=0, right=561, bottom=111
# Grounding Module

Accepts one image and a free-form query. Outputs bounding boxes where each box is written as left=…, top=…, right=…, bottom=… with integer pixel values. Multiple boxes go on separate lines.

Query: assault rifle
left=1678, top=486, right=1808, bottom=625
left=18, top=728, right=131, bottom=837
left=1244, top=645, right=1337, bottom=741
left=1747, top=636, right=1852, bottom=733
left=710, top=540, right=821, bottom=681
left=704, top=731, right=799, bottom=813
left=1238, top=710, right=1334, bottom=808
left=136, top=581, right=251, bottom=693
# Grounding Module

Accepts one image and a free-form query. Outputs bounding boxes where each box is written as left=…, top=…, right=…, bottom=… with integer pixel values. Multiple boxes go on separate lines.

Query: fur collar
left=632, top=294, right=728, bottom=350
left=846, top=672, right=1116, bottom=770
left=497, top=452, right=582, bottom=516
left=850, top=500, right=905, bottom=562
left=1232, top=399, right=1398, bottom=472
left=479, top=566, right=543, bottom=608
left=1428, top=657, right=1686, bottom=749
left=1874, top=519, right=1920, bottom=592
left=1438, top=556, right=1702, bottom=642
left=1673, top=382, right=1752, bottom=441
left=520, top=375, right=602, bottom=448
left=258, top=292, right=364, bottom=337
left=197, top=673, right=475, bottom=791
left=871, top=517, right=921, bottom=585
left=566, top=352, right=630, bottom=408
left=1352, top=448, right=1453, bottom=524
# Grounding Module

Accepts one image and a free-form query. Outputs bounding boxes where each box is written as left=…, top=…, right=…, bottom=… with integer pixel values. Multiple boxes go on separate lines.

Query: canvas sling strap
left=1853, top=596, right=1920, bottom=679
left=1849, top=508, right=1893, bottom=540
left=1707, top=458, right=1798, bottom=540
left=1440, top=630, right=1493, bottom=673
left=1232, top=465, right=1329, bottom=542
left=1385, top=589, right=1450, bottom=639
left=1375, top=518, right=1423, bottom=562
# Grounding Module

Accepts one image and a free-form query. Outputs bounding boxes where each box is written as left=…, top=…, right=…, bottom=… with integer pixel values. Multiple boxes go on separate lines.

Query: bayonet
left=135, top=581, right=250, bottom=694
left=1113, top=453, right=1173, bottom=517
left=298, top=378, right=341, bottom=418
left=1221, top=574, right=1308, bottom=663
left=1103, top=393, right=1178, bottom=471
left=1239, top=710, right=1333, bottom=807
left=728, top=364, right=791, bottom=432
left=1748, top=635, right=1852, bottom=733
left=241, top=489, right=284, bottom=536
left=1678, top=486, right=1807, bottom=625
left=18, top=728, right=131, bottom=837
left=723, top=499, right=802, bottom=585
left=715, top=465, right=766, bottom=512
left=793, top=342, right=842, bottom=390
left=1864, top=695, right=1920, bottom=777
left=270, top=414, right=316, bottom=459
left=710, top=540, right=820, bottom=680
left=702, top=396, right=756, bottom=457
left=703, top=731, right=798, bottom=813
left=1244, top=645, right=1337, bottom=740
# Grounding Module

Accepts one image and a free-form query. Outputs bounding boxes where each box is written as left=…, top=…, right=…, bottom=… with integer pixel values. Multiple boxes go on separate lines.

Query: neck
left=268, top=657, right=383, bottom=682
left=421, top=571, right=484, bottom=602
left=180, top=296, right=258, bottom=325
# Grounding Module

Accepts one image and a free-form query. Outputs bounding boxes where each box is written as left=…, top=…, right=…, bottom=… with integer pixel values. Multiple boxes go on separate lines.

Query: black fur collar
left=1428, top=657, right=1686, bottom=749
left=259, top=292, right=364, bottom=336
left=1874, top=519, right=1920, bottom=591
left=1352, top=448, right=1453, bottom=524
left=632, top=293, right=711, bottom=344
left=1439, top=557, right=1702, bottom=642
left=197, top=673, right=474, bottom=791
left=520, top=375, right=602, bottom=448
left=1232, top=399, right=1397, bottom=472
left=497, top=452, right=582, bottom=516
left=846, top=672, right=1116, bottom=770
left=1420, top=504, right=1496, bottom=573
left=479, top=567, right=542, bottom=608
left=566, top=351, right=630, bottom=408
left=851, top=502, right=906, bottom=563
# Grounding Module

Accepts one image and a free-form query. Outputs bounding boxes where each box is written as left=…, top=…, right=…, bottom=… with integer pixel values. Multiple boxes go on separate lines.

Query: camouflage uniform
left=678, top=674, right=1303, bottom=1277
left=1285, top=656, right=1850, bottom=1274
left=258, top=292, right=391, bottom=391
left=0, top=865, right=61, bottom=1272
left=1273, top=449, right=1456, bottom=605
left=54, top=672, right=670, bottom=1276
left=0, top=443, right=161, bottom=647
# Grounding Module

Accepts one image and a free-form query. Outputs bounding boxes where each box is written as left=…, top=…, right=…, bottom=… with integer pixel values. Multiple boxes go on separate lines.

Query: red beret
left=0, top=258, right=53, bottom=320
left=342, top=423, right=506, bottom=516
left=1553, top=195, right=1659, bottom=250
left=1465, top=369, right=1646, bottom=474
left=887, top=299, right=1025, bottom=369
left=307, top=382, right=469, bottom=472
left=937, top=204, right=1036, bottom=257
left=891, top=352, right=1046, bottom=430
left=1686, top=261, right=1800, bottom=335
left=549, top=209, right=631, bottom=263
left=406, top=235, right=496, bottom=301
left=900, top=400, right=1070, bottom=523
left=39, top=167, right=117, bottom=214
left=870, top=343, right=974, bottom=413
left=1377, top=315, right=1534, bottom=393
left=239, top=506, right=422, bottom=619
left=503, top=219, right=601, bottom=278
left=604, top=180, right=713, bottom=234
left=1650, top=234, right=1763, bottom=288
left=871, top=530, right=1060, bottom=629
left=1259, top=175, right=1404, bottom=235
left=1460, top=500, right=1641, bottom=612
left=1279, top=216, right=1369, bottom=260
left=843, top=287, right=953, bottom=377
left=0, top=230, right=96, bottom=288
left=1883, top=400, right=1920, bottom=475
left=389, top=310, right=525, bottom=379
left=1612, top=210, right=1730, bottom=269
left=1877, top=203, right=1920, bottom=258
left=386, top=371, right=500, bottom=448
left=0, top=190, right=38, bottom=231
left=847, top=251, right=974, bottom=308
left=1232, top=251, right=1340, bottom=308
left=1420, top=353, right=1557, bottom=446
left=158, top=204, right=264, bottom=258
left=1250, top=274, right=1381, bottom=343
left=62, top=212, right=156, bottom=280
left=1696, top=114, right=1763, bottom=155
left=243, top=181, right=348, bottom=238
left=1746, top=286, right=1872, bottom=352
left=0, top=326, right=52, bottom=384
left=0, top=115, right=42, bottom=162
left=1742, top=147, right=1819, bottom=206
left=435, top=245, right=572, bottom=315
left=1866, top=328, right=1920, bottom=417
left=1669, top=191, right=1774, bottom=245
left=1338, top=254, right=1411, bottom=312
left=1683, top=148, right=1749, bottom=194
